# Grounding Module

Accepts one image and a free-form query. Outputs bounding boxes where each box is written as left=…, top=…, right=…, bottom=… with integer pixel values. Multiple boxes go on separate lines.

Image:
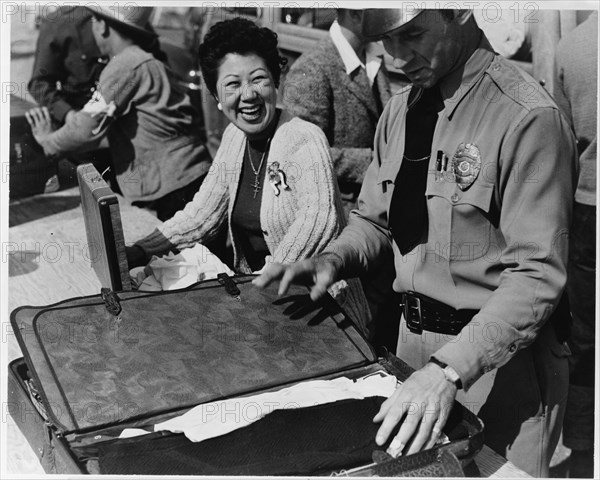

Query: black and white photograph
left=1, top=1, right=597, bottom=478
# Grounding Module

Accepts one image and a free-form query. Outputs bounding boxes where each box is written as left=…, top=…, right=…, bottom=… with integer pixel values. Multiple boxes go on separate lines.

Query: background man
left=256, top=9, right=577, bottom=477
left=29, top=5, right=105, bottom=126
left=283, top=8, right=392, bottom=216
left=553, top=11, right=597, bottom=479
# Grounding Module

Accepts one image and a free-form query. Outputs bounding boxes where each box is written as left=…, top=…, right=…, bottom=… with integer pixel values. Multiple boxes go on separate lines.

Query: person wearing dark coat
left=283, top=9, right=392, bottom=216
left=28, top=6, right=106, bottom=125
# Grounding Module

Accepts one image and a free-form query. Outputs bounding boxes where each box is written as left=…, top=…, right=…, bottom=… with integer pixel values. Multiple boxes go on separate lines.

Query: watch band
left=428, top=356, right=463, bottom=389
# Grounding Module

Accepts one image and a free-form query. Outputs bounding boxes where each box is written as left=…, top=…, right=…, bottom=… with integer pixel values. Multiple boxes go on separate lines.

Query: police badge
left=451, top=143, right=481, bottom=191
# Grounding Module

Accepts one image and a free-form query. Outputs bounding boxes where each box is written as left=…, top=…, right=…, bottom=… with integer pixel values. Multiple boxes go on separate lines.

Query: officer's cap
left=361, top=8, right=424, bottom=39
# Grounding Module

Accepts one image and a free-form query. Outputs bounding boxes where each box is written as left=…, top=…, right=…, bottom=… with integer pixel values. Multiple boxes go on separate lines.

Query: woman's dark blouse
left=231, top=136, right=271, bottom=271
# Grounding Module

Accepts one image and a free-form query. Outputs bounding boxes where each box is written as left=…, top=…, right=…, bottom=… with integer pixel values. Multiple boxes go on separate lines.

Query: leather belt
left=400, top=291, right=477, bottom=335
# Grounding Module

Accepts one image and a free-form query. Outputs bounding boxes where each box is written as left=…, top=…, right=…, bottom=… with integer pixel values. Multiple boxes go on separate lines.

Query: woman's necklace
left=247, top=136, right=272, bottom=199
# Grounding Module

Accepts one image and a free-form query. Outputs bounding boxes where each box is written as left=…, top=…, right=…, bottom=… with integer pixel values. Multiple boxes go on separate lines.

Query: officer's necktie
left=389, top=85, right=445, bottom=255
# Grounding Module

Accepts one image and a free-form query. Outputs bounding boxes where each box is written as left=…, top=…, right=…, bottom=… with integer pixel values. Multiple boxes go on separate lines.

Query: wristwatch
left=428, top=357, right=462, bottom=389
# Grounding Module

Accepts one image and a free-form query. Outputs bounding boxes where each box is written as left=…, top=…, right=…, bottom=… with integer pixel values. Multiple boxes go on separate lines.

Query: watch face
left=444, top=366, right=460, bottom=385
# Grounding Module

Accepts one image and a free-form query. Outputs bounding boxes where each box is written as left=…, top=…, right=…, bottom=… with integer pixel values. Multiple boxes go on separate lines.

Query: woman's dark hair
left=199, top=18, right=288, bottom=97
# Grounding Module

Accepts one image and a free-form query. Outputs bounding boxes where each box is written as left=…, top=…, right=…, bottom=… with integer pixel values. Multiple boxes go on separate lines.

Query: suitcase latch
left=101, top=287, right=122, bottom=317
left=217, top=273, right=241, bottom=301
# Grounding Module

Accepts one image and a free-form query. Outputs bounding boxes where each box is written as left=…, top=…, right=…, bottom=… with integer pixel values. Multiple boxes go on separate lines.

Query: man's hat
left=87, top=5, right=156, bottom=38
left=361, top=8, right=423, bottom=38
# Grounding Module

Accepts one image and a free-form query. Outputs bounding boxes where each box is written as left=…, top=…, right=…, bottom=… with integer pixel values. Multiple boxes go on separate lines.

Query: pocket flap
left=425, top=177, right=454, bottom=200
left=458, top=182, right=494, bottom=213
left=376, top=159, right=400, bottom=185
left=426, top=176, right=493, bottom=213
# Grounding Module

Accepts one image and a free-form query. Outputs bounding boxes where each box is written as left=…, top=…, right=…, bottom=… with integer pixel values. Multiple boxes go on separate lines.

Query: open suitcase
left=8, top=275, right=483, bottom=476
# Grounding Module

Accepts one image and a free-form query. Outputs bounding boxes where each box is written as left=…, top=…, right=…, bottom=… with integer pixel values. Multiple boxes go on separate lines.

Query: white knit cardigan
left=136, top=110, right=371, bottom=332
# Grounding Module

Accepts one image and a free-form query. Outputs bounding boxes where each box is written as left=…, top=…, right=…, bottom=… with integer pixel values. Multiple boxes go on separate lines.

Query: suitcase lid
left=77, top=163, right=131, bottom=291
left=11, top=276, right=376, bottom=434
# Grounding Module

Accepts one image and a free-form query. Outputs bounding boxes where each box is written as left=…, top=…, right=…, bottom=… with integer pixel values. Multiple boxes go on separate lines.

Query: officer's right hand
left=252, top=254, right=342, bottom=301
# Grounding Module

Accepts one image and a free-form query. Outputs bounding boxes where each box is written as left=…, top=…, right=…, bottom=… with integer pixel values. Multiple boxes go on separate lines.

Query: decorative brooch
left=267, top=162, right=290, bottom=196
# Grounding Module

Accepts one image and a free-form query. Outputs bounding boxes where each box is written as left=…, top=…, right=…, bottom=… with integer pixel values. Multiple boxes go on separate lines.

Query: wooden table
left=3, top=188, right=530, bottom=477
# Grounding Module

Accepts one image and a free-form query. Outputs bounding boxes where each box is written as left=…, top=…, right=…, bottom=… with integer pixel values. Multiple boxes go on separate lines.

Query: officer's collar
left=438, top=33, right=496, bottom=119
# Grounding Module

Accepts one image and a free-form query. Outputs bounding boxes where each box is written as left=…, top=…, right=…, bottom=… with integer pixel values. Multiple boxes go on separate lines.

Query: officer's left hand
left=374, top=362, right=458, bottom=457
left=25, top=106, right=53, bottom=148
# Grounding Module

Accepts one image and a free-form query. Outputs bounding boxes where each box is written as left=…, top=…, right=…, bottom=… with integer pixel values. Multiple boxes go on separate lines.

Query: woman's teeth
left=240, top=105, right=262, bottom=120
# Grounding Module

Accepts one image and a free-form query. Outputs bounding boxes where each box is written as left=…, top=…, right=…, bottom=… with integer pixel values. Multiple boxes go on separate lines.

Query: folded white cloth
left=130, top=244, right=234, bottom=291
left=154, top=374, right=398, bottom=443
left=118, top=428, right=151, bottom=438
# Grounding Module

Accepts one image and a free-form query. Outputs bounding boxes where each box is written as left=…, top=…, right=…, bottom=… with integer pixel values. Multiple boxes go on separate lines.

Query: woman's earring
left=217, top=103, right=223, bottom=111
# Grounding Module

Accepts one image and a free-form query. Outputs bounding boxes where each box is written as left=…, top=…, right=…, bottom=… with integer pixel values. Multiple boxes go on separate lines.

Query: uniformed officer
left=27, top=6, right=109, bottom=192
left=29, top=6, right=106, bottom=125
left=255, top=9, right=577, bottom=477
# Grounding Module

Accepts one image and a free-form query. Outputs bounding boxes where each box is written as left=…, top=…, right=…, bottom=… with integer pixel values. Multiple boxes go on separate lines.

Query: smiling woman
left=127, top=18, right=372, bottom=334
left=216, top=53, right=279, bottom=140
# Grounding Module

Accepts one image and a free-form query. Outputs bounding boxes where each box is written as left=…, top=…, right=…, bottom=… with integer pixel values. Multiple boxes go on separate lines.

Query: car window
left=280, top=8, right=336, bottom=30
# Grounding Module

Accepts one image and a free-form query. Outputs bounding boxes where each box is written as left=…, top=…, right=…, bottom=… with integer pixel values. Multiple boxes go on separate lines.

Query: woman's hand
left=25, top=107, right=54, bottom=150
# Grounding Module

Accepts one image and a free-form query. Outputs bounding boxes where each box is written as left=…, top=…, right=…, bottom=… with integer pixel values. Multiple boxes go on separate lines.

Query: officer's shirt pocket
left=426, top=175, right=494, bottom=261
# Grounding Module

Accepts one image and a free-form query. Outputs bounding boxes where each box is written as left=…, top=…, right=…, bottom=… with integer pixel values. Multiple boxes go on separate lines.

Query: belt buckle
left=403, top=292, right=423, bottom=334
